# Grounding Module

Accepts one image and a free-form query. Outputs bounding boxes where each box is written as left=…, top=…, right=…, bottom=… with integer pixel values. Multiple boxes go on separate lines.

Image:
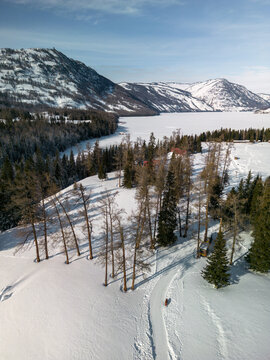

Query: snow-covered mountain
left=258, top=93, right=270, bottom=102
left=119, top=79, right=270, bottom=113
left=0, top=48, right=156, bottom=116
left=185, top=78, right=269, bottom=111
left=1, top=49, right=269, bottom=114
left=119, top=82, right=213, bottom=112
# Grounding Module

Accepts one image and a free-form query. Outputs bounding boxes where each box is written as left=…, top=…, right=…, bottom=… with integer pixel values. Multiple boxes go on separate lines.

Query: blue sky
left=0, top=0, right=270, bottom=92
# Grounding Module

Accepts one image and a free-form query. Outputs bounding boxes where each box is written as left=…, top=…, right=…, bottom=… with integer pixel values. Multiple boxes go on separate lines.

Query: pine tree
left=157, top=170, right=177, bottom=246
left=248, top=178, right=270, bottom=272
left=123, top=148, right=134, bottom=188
left=202, top=227, right=230, bottom=288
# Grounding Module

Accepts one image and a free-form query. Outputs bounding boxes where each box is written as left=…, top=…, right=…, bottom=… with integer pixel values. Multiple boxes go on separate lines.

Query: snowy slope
left=258, top=93, right=270, bottom=102
left=186, top=78, right=269, bottom=111
left=0, top=48, right=156, bottom=116
left=120, top=82, right=213, bottom=112
left=1, top=142, right=270, bottom=360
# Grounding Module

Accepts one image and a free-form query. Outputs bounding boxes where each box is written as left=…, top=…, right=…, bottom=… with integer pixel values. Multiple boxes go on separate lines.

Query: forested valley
left=1, top=113, right=269, bottom=290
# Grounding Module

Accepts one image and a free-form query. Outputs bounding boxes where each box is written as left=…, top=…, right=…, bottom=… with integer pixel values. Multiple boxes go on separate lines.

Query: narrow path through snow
left=149, top=247, right=185, bottom=360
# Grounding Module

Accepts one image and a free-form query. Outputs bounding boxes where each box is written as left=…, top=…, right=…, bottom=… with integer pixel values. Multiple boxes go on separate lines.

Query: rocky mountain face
left=119, top=79, right=270, bottom=112
left=0, top=48, right=269, bottom=115
left=258, top=93, right=270, bottom=102
left=119, top=82, right=213, bottom=112
left=0, top=48, right=157, bottom=116
left=185, top=78, right=269, bottom=111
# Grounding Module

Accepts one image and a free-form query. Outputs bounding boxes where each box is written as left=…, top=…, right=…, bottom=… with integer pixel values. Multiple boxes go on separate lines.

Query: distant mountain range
left=0, top=48, right=269, bottom=115
left=120, top=79, right=270, bottom=112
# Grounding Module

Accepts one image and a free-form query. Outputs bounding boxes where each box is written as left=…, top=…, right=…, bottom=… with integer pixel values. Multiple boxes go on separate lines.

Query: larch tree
left=194, top=175, right=204, bottom=257
left=131, top=199, right=150, bottom=290
left=73, top=182, right=94, bottom=260
left=99, top=198, right=110, bottom=286
left=135, top=165, right=154, bottom=249
left=201, top=143, right=221, bottom=241
left=51, top=196, right=70, bottom=264
left=183, top=154, right=193, bottom=238
left=222, top=187, right=247, bottom=265
left=55, top=195, right=80, bottom=256
left=114, top=212, right=128, bottom=292
left=170, top=153, right=184, bottom=237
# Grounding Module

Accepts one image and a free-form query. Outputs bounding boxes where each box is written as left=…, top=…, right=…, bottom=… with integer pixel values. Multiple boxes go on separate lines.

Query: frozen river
left=63, top=111, right=270, bottom=156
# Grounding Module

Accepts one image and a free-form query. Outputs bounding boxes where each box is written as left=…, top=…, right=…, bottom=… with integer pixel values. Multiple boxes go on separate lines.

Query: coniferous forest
left=0, top=107, right=270, bottom=290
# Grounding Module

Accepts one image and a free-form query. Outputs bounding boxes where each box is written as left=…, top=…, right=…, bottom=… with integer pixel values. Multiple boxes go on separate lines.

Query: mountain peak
left=186, top=78, right=269, bottom=111
left=0, top=48, right=156, bottom=115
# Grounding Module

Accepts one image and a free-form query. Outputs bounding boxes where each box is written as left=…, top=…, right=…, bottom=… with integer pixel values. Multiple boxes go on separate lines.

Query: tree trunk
left=57, top=198, right=80, bottom=256
left=204, top=192, right=211, bottom=241
left=153, top=194, right=160, bottom=241
left=42, top=198, right=49, bottom=260
left=178, top=207, right=182, bottom=237
left=81, top=190, right=93, bottom=260
left=230, top=200, right=237, bottom=265
left=147, top=202, right=154, bottom=249
left=109, top=212, right=115, bottom=278
left=119, top=224, right=127, bottom=292
left=104, top=208, right=109, bottom=286
left=31, top=217, right=40, bottom=263
left=196, top=180, right=202, bottom=257
left=131, top=208, right=146, bottom=290
left=53, top=200, right=69, bottom=264
left=183, top=179, right=191, bottom=237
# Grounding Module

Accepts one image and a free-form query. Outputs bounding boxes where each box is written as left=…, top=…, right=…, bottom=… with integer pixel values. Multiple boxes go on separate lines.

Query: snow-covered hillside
left=258, top=93, right=270, bottom=102
left=186, top=78, right=269, bottom=111
left=119, top=82, right=213, bottom=112
left=1, top=142, right=270, bottom=360
left=119, top=79, right=269, bottom=113
left=0, top=48, right=156, bottom=116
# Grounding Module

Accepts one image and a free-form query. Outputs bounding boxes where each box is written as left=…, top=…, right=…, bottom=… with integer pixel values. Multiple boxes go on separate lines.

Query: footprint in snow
left=0, top=286, right=13, bottom=302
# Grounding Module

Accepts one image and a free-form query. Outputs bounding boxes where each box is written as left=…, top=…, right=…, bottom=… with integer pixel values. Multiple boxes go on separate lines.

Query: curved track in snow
left=150, top=266, right=180, bottom=360
left=149, top=246, right=188, bottom=360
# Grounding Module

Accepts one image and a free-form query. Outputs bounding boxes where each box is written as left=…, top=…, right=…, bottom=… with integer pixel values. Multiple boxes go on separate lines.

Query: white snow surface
left=119, top=82, right=213, bottom=112
left=1, top=136, right=270, bottom=359
left=186, top=78, right=269, bottom=111
left=258, top=93, right=270, bottom=102
left=63, top=111, right=270, bottom=157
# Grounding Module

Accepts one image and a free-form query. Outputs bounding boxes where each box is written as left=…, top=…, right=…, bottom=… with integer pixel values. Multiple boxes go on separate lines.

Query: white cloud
left=5, top=0, right=184, bottom=14
left=226, top=67, right=270, bottom=94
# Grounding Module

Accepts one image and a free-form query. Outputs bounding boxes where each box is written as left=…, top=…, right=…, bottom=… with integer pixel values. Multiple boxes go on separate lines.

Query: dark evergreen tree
left=98, top=160, right=107, bottom=180
left=123, top=148, right=134, bottom=188
left=209, top=175, right=223, bottom=219
left=248, top=178, right=270, bottom=273
left=250, top=176, right=264, bottom=225
left=202, top=228, right=230, bottom=288
left=157, top=170, right=177, bottom=246
left=1, top=156, right=14, bottom=181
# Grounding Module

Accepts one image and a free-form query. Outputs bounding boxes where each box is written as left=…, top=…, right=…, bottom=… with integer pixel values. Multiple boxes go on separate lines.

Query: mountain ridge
left=120, top=78, right=269, bottom=113
left=0, top=48, right=157, bottom=116
left=0, top=48, right=269, bottom=114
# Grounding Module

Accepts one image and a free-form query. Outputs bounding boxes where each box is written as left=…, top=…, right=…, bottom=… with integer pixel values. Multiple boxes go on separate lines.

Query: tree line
left=1, top=121, right=270, bottom=291
left=0, top=107, right=118, bottom=166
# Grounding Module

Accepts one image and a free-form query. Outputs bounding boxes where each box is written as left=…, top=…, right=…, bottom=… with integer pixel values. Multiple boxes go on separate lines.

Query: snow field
left=63, top=111, right=270, bottom=158
left=1, top=133, right=270, bottom=359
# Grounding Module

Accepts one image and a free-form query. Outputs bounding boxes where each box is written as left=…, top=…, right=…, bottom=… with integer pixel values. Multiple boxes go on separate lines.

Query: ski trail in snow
left=149, top=255, right=183, bottom=360
left=200, top=295, right=228, bottom=359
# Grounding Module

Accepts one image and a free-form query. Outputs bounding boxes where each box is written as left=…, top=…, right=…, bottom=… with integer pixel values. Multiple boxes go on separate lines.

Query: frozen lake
left=63, top=111, right=270, bottom=156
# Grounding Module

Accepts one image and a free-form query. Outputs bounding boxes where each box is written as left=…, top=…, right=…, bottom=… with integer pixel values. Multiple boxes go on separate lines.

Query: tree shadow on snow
left=230, top=251, right=250, bottom=285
